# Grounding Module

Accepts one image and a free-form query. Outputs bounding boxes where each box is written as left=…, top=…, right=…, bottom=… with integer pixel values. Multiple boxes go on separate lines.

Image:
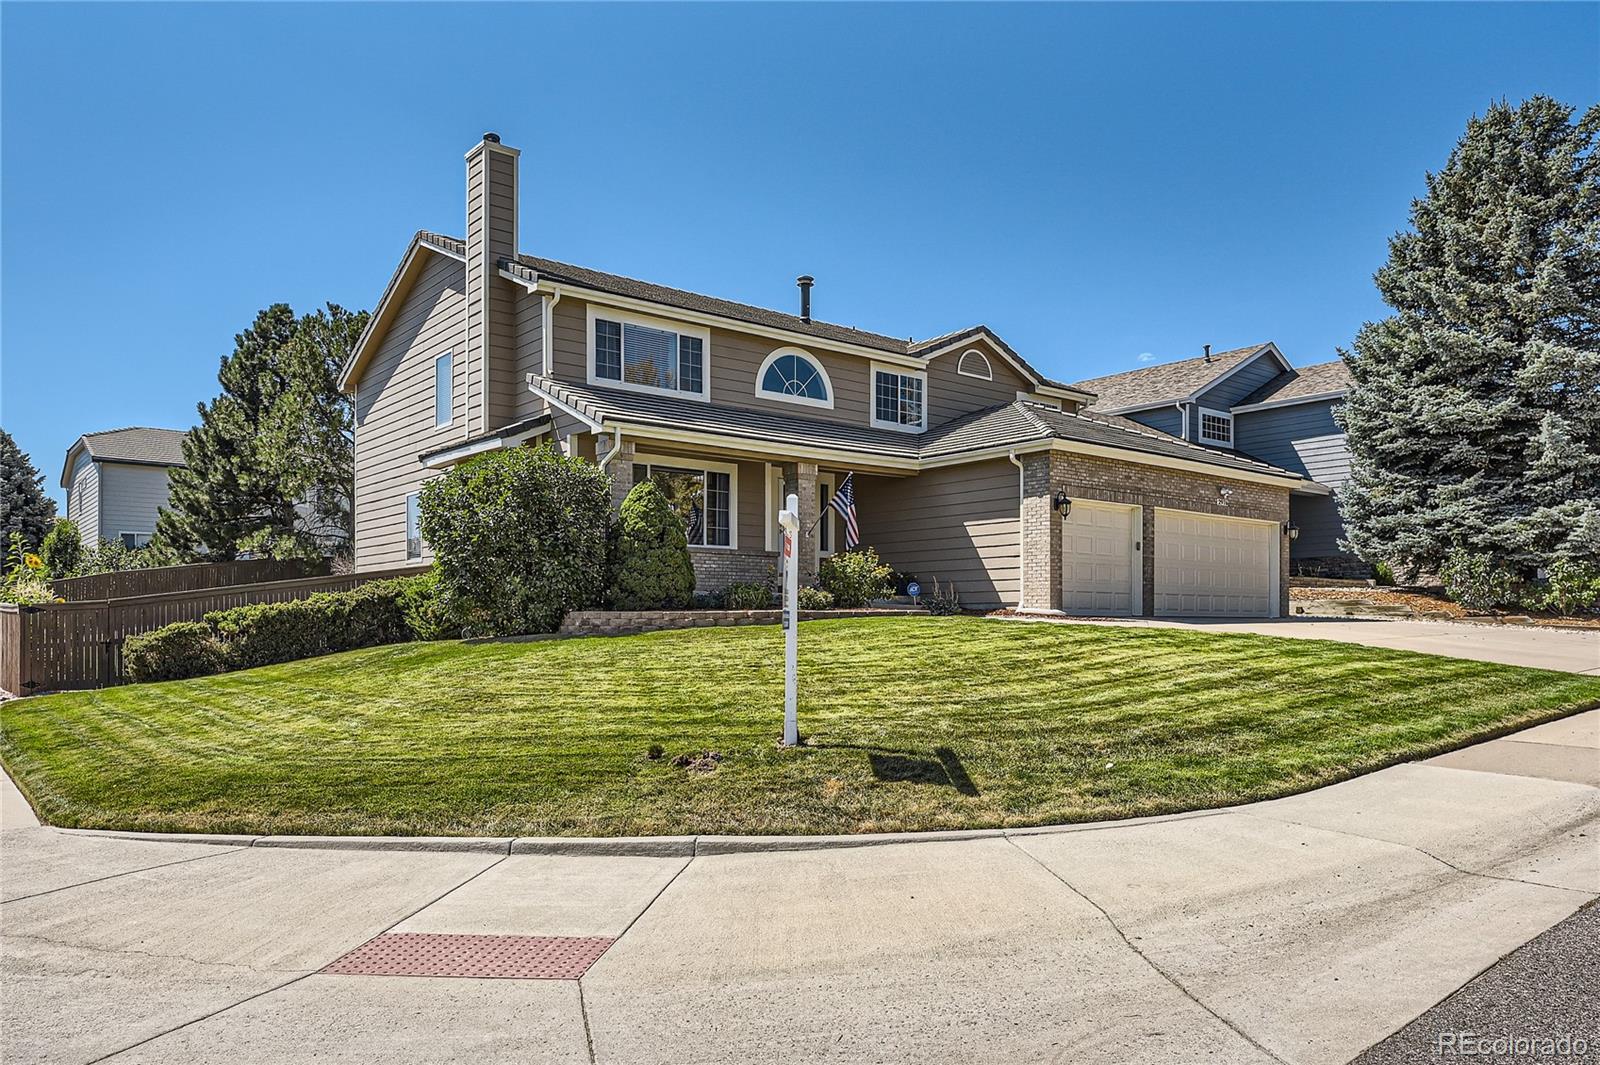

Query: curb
left=44, top=807, right=1234, bottom=857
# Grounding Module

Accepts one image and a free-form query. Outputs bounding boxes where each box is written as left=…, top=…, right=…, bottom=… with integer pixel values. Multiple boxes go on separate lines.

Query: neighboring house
left=337, top=134, right=1326, bottom=618
left=1072, top=346, right=1360, bottom=576
left=60, top=428, right=187, bottom=549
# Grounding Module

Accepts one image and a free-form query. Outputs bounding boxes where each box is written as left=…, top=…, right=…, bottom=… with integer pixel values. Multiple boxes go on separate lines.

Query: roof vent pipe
left=1203, top=344, right=1212, bottom=363
left=796, top=275, right=814, bottom=322
left=483, top=132, right=501, bottom=144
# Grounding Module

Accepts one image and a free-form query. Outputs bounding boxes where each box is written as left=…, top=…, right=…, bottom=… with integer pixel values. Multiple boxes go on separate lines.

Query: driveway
left=3, top=711, right=1596, bottom=1065
left=999, top=614, right=1600, bottom=675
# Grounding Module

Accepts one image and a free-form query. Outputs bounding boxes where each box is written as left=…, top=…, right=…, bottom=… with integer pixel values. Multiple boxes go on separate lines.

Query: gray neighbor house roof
left=527, top=375, right=1308, bottom=482
left=72, top=427, right=187, bottom=467
left=1071, top=344, right=1277, bottom=411
left=1236, top=359, right=1351, bottom=406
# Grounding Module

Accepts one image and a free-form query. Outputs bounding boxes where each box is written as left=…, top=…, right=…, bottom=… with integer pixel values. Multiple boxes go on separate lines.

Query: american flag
left=830, top=472, right=860, bottom=550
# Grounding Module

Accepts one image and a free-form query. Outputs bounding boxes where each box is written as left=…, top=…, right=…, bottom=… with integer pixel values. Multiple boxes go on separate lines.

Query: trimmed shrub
left=124, top=622, right=225, bottom=682
left=797, top=586, right=834, bottom=610
left=609, top=480, right=695, bottom=610
left=40, top=519, right=83, bottom=578
left=1440, top=550, right=1521, bottom=611
left=392, top=569, right=460, bottom=640
left=1522, top=558, right=1600, bottom=616
left=718, top=580, right=773, bottom=610
left=420, top=444, right=611, bottom=637
left=817, top=547, right=894, bottom=608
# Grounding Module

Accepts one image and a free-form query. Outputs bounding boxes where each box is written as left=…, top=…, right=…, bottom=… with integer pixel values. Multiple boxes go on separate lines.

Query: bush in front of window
left=419, top=444, right=612, bottom=636
left=124, top=622, right=226, bottom=683
left=817, top=546, right=894, bottom=608
left=717, top=580, right=773, bottom=610
left=609, top=480, right=695, bottom=610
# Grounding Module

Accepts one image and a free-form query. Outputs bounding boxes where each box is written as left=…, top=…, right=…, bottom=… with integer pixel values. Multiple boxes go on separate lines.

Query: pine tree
left=253, top=304, right=369, bottom=560
left=608, top=479, right=695, bottom=609
left=1339, top=97, right=1600, bottom=577
left=157, top=304, right=299, bottom=559
left=0, top=429, right=57, bottom=552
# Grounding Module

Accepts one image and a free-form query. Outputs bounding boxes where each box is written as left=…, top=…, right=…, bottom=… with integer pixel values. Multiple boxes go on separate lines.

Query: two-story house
left=60, top=427, right=188, bottom=549
left=338, top=134, right=1326, bottom=618
left=1072, top=345, right=1360, bottom=576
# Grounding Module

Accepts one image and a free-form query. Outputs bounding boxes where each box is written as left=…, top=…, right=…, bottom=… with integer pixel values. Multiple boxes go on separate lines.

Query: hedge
left=121, top=573, right=456, bottom=683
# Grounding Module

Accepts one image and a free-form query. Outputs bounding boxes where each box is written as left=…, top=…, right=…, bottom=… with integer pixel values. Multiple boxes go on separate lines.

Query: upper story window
left=1199, top=407, right=1234, bottom=447
left=434, top=353, right=453, bottom=427
left=957, top=349, right=993, bottom=380
left=871, top=366, right=927, bottom=432
left=588, top=306, right=709, bottom=400
left=756, top=347, right=833, bottom=408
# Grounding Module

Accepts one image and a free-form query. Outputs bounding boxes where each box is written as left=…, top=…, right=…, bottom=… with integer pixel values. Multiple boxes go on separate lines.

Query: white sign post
left=778, top=492, right=800, bottom=747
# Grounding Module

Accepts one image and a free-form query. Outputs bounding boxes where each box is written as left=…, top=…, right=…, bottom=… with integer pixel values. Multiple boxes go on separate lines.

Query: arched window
left=957, top=349, right=993, bottom=380
left=756, top=347, right=833, bottom=408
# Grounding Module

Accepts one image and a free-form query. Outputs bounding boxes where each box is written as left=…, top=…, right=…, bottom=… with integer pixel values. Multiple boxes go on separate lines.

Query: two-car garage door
left=1153, top=509, right=1277, bottom=617
left=1061, top=504, right=1278, bottom=618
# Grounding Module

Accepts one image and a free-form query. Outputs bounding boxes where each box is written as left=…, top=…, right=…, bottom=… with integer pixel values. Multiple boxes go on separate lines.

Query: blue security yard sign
left=906, top=581, right=921, bottom=599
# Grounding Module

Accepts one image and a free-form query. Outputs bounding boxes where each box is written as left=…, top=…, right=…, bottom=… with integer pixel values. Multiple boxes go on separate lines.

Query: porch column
left=1019, top=452, right=1063, bottom=612
left=781, top=461, right=820, bottom=583
left=607, top=438, right=636, bottom=514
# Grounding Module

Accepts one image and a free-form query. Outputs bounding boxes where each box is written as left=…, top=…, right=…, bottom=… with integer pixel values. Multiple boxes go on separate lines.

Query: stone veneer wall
left=1021, top=451, right=1292, bottom=617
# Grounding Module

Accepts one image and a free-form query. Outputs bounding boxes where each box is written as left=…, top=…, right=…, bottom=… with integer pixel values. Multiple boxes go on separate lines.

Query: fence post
left=18, top=605, right=40, bottom=695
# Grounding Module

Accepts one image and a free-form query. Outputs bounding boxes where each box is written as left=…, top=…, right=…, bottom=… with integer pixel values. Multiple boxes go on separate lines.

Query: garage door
left=1154, top=509, right=1277, bottom=617
left=1062, top=501, right=1141, bottom=616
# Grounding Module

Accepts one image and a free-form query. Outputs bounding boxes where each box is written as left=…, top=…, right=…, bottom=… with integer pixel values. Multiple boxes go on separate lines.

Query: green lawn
left=3, top=617, right=1596, bottom=837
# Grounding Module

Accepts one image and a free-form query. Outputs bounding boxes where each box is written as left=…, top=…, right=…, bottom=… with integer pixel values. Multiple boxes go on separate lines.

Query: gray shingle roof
left=527, top=376, right=1307, bottom=481
left=1071, top=344, right=1274, bottom=411
left=1237, top=359, right=1350, bottom=406
left=75, top=427, right=187, bottom=467
left=421, top=232, right=1083, bottom=396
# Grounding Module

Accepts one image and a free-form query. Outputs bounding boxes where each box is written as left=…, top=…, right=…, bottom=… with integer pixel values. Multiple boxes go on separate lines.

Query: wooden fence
left=1, top=566, right=418, bottom=695
left=51, top=559, right=330, bottom=602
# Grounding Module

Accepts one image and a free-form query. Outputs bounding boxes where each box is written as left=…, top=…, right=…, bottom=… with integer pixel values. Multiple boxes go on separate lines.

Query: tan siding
left=856, top=458, right=1021, bottom=609
left=352, top=253, right=468, bottom=571
left=925, top=338, right=1031, bottom=425
left=511, top=287, right=546, bottom=421
left=66, top=452, right=100, bottom=547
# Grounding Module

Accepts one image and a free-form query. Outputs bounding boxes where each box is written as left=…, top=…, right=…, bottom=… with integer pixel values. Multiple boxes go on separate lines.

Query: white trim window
left=434, top=353, right=454, bottom=426
left=756, top=347, right=833, bottom=408
left=957, top=349, right=993, bottom=380
left=587, top=306, right=710, bottom=400
left=119, top=532, right=152, bottom=549
left=405, top=492, right=422, bottom=559
left=1198, top=407, right=1234, bottom=447
left=871, top=365, right=927, bottom=432
left=633, top=455, right=736, bottom=548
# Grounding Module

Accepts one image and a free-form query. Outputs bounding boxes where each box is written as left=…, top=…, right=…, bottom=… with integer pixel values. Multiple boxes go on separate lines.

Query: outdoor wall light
left=1217, top=485, right=1234, bottom=500
left=1053, top=492, right=1072, bottom=515
left=1284, top=521, right=1300, bottom=541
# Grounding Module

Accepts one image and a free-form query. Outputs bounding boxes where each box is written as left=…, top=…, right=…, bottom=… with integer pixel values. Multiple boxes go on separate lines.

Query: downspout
left=597, top=427, right=624, bottom=470
left=541, top=286, right=562, bottom=376
left=1177, top=401, right=1189, bottom=441
left=1008, top=450, right=1027, bottom=610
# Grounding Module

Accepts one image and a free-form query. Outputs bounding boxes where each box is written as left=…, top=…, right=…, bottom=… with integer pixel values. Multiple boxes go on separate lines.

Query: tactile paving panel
left=321, top=933, right=615, bottom=980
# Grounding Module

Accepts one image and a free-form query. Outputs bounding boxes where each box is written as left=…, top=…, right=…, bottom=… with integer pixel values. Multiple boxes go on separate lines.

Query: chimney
left=1203, top=344, right=1212, bottom=363
left=465, top=132, right=520, bottom=435
left=796, top=275, right=814, bottom=322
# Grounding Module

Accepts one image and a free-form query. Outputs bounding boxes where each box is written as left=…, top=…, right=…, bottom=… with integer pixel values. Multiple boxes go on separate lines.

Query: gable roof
left=62, top=427, right=187, bottom=487
left=525, top=375, right=1310, bottom=486
left=1235, top=359, right=1350, bottom=408
left=339, top=231, right=1092, bottom=402
left=1071, top=343, right=1287, bottom=412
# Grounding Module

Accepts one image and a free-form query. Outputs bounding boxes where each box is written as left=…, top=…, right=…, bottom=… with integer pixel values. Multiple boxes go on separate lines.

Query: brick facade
left=690, top=548, right=778, bottom=591
left=1019, top=450, right=1292, bottom=617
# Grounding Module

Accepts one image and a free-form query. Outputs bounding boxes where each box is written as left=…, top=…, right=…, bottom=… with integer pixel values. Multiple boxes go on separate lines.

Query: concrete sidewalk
left=3, top=710, right=1596, bottom=1064
left=997, top=613, right=1600, bottom=674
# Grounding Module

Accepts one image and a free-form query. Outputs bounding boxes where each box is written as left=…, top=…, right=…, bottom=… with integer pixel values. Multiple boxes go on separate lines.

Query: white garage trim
left=1153, top=508, right=1280, bottom=618
left=1061, top=500, right=1142, bottom=616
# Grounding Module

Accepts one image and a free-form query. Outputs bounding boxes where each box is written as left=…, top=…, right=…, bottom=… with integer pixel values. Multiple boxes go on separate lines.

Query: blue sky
left=3, top=3, right=1595, bottom=507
